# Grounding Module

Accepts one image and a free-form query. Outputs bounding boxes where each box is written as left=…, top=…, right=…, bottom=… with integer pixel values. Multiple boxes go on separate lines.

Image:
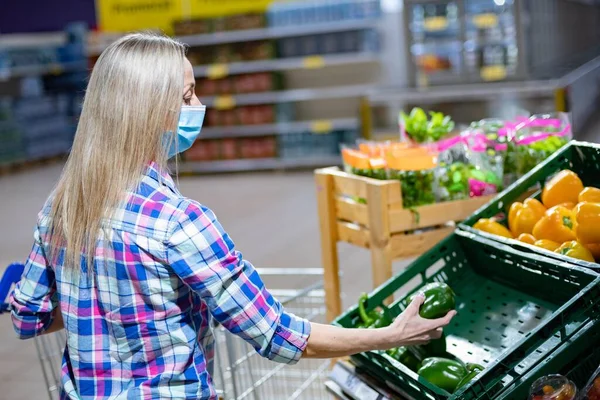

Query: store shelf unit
left=193, top=51, right=380, bottom=78
left=201, top=117, right=359, bottom=139
left=175, top=1, right=384, bottom=174
left=177, top=155, right=342, bottom=174
left=178, top=18, right=380, bottom=48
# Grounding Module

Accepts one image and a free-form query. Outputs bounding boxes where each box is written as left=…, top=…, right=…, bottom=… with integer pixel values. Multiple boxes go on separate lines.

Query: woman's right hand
left=382, top=293, right=456, bottom=349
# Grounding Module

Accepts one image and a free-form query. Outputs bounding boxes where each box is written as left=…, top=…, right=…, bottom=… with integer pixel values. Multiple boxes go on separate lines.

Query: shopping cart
left=0, top=265, right=330, bottom=400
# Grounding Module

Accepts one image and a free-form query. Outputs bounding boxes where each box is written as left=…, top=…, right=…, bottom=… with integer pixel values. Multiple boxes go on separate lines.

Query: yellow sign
left=188, top=0, right=274, bottom=18
left=472, top=13, right=498, bottom=29
left=480, top=65, right=507, bottom=82
left=96, top=0, right=275, bottom=33
left=310, top=120, right=334, bottom=135
left=302, top=56, right=326, bottom=70
left=207, top=64, right=229, bottom=80
left=423, top=16, right=449, bottom=32
left=214, top=95, right=236, bottom=110
left=96, top=0, right=183, bottom=34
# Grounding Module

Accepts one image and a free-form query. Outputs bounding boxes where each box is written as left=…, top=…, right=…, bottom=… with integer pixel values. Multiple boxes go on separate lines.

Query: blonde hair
left=49, top=32, right=186, bottom=270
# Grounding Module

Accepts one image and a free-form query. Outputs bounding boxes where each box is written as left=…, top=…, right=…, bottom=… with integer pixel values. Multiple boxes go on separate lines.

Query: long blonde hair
left=49, top=32, right=186, bottom=270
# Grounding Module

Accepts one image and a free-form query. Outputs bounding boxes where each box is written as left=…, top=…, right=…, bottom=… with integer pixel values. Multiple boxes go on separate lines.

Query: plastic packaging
left=386, top=148, right=437, bottom=207
left=528, top=375, right=577, bottom=400
left=436, top=135, right=471, bottom=201
left=514, top=113, right=572, bottom=177
left=581, top=364, right=600, bottom=400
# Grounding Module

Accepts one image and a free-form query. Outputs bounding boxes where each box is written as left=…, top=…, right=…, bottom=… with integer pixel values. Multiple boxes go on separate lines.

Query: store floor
left=2, top=117, right=599, bottom=398
left=0, top=162, right=414, bottom=398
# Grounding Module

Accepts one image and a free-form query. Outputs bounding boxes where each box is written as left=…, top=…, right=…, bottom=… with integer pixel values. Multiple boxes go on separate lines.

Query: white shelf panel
left=177, top=156, right=340, bottom=173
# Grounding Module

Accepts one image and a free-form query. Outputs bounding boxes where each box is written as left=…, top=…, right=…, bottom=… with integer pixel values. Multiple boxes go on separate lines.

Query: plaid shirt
left=10, top=162, right=311, bottom=399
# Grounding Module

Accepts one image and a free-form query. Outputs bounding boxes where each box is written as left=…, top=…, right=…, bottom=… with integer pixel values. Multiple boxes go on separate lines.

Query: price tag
left=303, top=56, right=326, bottom=70
left=480, top=65, right=507, bottom=81
left=207, top=64, right=229, bottom=80
left=330, top=364, right=381, bottom=400
left=214, top=95, right=236, bottom=110
left=423, top=16, right=449, bottom=32
left=473, top=13, right=498, bottom=29
left=310, top=120, right=333, bottom=134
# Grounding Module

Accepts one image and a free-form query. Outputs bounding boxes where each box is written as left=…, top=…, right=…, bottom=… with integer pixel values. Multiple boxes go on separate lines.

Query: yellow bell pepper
left=534, top=239, right=561, bottom=252
left=508, top=199, right=546, bottom=236
left=585, top=243, right=600, bottom=261
left=579, top=187, right=600, bottom=203
left=473, top=218, right=513, bottom=239
left=517, top=233, right=536, bottom=245
left=532, top=206, right=577, bottom=243
left=555, top=241, right=595, bottom=262
left=541, top=170, right=584, bottom=208
left=575, top=202, right=600, bottom=244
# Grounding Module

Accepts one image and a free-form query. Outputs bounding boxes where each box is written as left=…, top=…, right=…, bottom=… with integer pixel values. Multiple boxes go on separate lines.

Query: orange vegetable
left=532, top=206, right=577, bottom=243
left=508, top=199, right=546, bottom=236
left=473, top=218, right=513, bottom=239
left=555, top=241, right=595, bottom=262
left=575, top=202, right=600, bottom=244
left=579, top=187, right=600, bottom=203
left=534, top=239, right=561, bottom=252
left=586, top=243, right=600, bottom=261
left=541, top=170, right=584, bottom=208
left=517, top=233, right=536, bottom=245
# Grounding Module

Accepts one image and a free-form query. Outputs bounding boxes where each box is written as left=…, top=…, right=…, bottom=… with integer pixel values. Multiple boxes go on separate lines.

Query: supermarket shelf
left=177, top=156, right=340, bottom=173
left=368, top=80, right=559, bottom=105
left=0, top=60, right=88, bottom=81
left=193, top=52, right=380, bottom=78
left=201, top=118, right=359, bottom=139
left=179, top=18, right=379, bottom=48
left=202, top=84, right=374, bottom=108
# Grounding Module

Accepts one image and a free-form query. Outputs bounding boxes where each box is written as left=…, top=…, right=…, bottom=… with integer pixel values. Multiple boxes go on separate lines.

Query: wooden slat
left=316, top=167, right=402, bottom=205
left=390, top=227, right=455, bottom=260
left=389, top=195, right=494, bottom=233
left=315, top=170, right=342, bottom=322
left=337, top=221, right=370, bottom=248
left=366, top=183, right=393, bottom=292
left=335, top=198, right=369, bottom=227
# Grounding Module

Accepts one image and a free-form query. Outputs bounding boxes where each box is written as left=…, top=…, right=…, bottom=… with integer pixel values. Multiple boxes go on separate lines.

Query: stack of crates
left=334, top=141, right=600, bottom=400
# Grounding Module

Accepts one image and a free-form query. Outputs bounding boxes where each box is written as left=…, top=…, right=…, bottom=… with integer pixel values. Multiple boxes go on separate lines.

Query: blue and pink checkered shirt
left=10, top=162, right=311, bottom=399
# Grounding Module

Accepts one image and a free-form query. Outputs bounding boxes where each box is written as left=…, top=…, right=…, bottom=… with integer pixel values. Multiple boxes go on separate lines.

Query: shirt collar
left=145, top=161, right=177, bottom=192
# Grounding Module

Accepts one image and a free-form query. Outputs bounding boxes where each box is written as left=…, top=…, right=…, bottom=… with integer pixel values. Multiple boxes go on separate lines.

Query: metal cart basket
left=0, top=264, right=330, bottom=400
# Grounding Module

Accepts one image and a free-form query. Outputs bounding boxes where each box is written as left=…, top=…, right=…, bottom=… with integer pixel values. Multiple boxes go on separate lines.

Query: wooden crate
left=315, top=167, right=493, bottom=322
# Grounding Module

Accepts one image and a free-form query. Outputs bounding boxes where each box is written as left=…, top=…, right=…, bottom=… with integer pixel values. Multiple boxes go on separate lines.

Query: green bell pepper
left=386, top=346, right=424, bottom=372
left=418, top=357, right=467, bottom=394
left=357, top=293, right=392, bottom=328
left=455, top=364, right=484, bottom=391
left=409, top=282, right=456, bottom=319
left=420, top=331, right=446, bottom=356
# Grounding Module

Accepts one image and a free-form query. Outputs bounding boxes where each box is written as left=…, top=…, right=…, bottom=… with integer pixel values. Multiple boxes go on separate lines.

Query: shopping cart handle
left=0, top=263, right=25, bottom=311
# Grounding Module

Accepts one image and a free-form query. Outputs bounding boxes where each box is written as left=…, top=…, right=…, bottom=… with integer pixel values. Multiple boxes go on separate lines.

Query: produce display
left=400, top=107, right=455, bottom=144
left=356, top=282, right=486, bottom=394
left=473, top=169, right=600, bottom=264
left=514, top=113, right=571, bottom=176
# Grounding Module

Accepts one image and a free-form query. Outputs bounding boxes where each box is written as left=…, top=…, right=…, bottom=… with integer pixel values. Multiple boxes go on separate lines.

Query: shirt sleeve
left=10, top=226, right=58, bottom=339
left=166, top=201, right=311, bottom=365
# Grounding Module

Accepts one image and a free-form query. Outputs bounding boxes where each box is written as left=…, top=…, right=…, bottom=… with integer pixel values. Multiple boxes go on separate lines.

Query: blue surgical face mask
left=167, top=105, right=206, bottom=159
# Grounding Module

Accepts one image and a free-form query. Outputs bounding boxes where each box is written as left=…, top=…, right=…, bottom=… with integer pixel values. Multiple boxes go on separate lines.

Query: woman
left=10, top=33, right=455, bottom=399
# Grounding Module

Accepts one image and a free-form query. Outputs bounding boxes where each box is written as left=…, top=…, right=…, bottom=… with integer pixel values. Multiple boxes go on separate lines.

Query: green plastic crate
left=460, top=140, right=600, bottom=270
left=333, top=230, right=600, bottom=400
left=492, top=319, right=600, bottom=399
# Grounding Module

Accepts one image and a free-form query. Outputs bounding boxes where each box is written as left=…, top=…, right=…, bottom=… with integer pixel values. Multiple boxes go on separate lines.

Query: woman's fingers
left=405, top=294, right=425, bottom=316
left=424, top=310, right=457, bottom=330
